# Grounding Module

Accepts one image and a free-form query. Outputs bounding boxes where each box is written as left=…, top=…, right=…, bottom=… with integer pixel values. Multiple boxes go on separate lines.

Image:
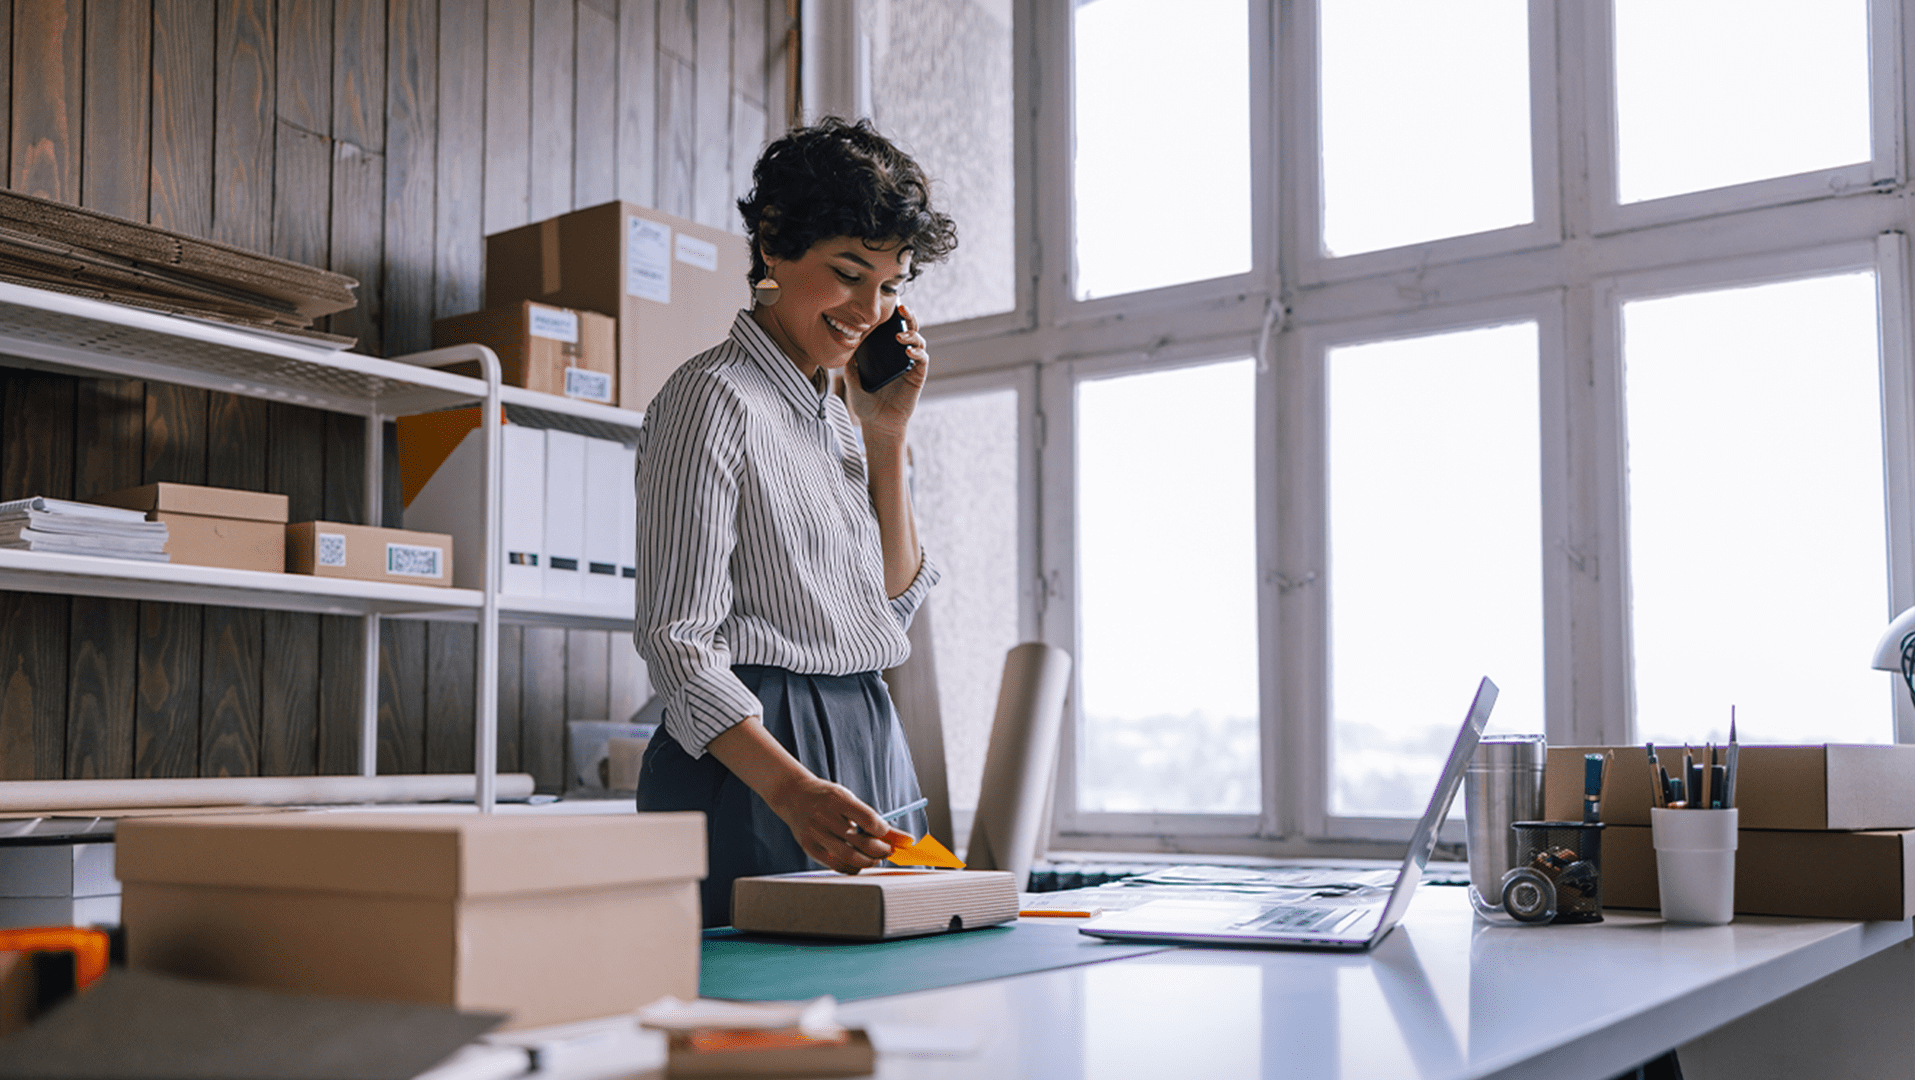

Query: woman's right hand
left=768, top=775, right=915, bottom=874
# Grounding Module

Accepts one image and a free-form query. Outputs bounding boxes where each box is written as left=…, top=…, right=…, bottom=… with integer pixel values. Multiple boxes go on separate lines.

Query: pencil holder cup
left=1500, top=822, right=1605, bottom=925
left=1650, top=807, right=1738, bottom=925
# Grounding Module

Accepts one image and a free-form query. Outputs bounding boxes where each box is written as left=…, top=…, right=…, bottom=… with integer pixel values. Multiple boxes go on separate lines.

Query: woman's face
left=757, top=236, right=912, bottom=380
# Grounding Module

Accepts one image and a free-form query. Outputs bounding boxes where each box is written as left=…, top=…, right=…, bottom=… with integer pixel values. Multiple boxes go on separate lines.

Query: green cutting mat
left=700, top=920, right=1173, bottom=1001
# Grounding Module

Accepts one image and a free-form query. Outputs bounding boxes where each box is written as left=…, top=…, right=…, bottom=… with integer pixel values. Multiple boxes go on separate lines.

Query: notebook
left=1077, top=676, right=1498, bottom=951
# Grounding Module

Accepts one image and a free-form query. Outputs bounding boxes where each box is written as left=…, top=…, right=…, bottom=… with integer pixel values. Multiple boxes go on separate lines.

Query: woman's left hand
left=846, top=302, right=928, bottom=445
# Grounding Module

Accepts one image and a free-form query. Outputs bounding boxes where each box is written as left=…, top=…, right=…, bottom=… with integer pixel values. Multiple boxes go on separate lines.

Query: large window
left=901, top=0, right=1911, bottom=856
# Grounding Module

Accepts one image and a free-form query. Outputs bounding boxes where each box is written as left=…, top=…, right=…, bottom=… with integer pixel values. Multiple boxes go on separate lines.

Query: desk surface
left=824, top=888, right=1911, bottom=1080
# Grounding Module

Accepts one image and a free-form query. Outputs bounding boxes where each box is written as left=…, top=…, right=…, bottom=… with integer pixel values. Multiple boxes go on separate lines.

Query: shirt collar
left=731, top=310, right=831, bottom=418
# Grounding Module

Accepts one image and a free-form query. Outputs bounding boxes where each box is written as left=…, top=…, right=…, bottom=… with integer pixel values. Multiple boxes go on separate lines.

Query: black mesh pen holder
left=1500, top=821, right=1606, bottom=925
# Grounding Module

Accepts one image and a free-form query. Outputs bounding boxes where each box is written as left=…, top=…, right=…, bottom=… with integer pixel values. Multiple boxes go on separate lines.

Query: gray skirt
left=635, top=664, right=927, bottom=927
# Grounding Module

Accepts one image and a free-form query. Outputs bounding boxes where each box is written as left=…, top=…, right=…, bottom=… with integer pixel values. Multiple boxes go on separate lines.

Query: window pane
left=1624, top=273, right=1891, bottom=744
left=909, top=388, right=1023, bottom=814
left=1319, top=0, right=1533, bottom=257
left=1329, top=324, right=1545, bottom=818
left=1077, top=360, right=1259, bottom=813
left=1073, top=0, right=1250, bottom=300
left=871, top=0, right=1016, bottom=324
left=1614, top=0, right=1871, bottom=204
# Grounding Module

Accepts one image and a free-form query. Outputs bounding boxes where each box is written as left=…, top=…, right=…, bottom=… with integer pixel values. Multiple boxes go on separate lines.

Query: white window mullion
left=1037, top=359, right=1082, bottom=845
left=1874, top=231, right=1916, bottom=743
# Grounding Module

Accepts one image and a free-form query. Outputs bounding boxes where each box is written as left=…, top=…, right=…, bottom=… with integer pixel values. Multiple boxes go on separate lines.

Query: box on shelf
left=0, top=830, right=120, bottom=930
left=117, top=810, right=705, bottom=1030
left=397, top=407, right=635, bottom=600
left=1598, top=824, right=1913, bottom=921
left=1545, top=744, right=1913, bottom=830
left=430, top=301, right=617, bottom=405
left=287, top=522, right=452, bottom=587
left=93, top=482, right=289, bottom=573
left=484, top=201, right=749, bottom=413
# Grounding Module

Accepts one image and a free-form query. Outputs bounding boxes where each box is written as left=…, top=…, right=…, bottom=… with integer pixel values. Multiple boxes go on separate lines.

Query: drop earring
left=753, top=277, right=781, bottom=307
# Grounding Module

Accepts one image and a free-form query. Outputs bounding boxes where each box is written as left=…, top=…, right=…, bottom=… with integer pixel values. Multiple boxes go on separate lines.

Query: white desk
left=826, top=888, right=1912, bottom=1080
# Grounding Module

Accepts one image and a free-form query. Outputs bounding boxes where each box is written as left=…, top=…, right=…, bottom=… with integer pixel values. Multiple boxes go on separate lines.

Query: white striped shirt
left=633, top=310, right=940, bottom=757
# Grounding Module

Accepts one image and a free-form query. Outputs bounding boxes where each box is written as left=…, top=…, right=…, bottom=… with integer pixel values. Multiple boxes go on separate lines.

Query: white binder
left=619, top=441, right=638, bottom=589
left=543, top=429, right=587, bottom=599
left=582, top=437, right=627, bottom=604
left=404, top=422, right=546, bottom=596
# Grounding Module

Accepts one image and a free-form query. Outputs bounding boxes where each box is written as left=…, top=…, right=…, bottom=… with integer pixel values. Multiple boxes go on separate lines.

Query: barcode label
left=674, top=233, right=719, bottom=271
left=528, top=305, right=579, bottom=343
left=317, top=533, right=347, bottom=567
left=564, top=366, right=613, bottom=402
left=386, top=543, right=442, bottom=579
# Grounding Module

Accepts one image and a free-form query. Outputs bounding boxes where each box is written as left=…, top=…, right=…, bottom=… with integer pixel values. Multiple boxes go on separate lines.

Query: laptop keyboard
left=1246, top=905, right=1356, bottom=935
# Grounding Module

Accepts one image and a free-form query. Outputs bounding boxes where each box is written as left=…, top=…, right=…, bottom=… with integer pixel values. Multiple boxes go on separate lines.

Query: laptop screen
left=1366, top=676, right=1499, bottom=945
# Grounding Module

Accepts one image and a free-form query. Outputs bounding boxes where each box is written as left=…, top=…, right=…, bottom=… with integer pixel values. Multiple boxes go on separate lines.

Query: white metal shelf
left=500, top=384, right=645, bottom=445
left=0, top=548, right=484, bottom=618
left=0, top=281, right=488, bottom=417
left=497, top=593, right=636, bottom=633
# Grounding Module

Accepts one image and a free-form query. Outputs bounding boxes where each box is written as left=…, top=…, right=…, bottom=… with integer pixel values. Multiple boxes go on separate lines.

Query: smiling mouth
left=823, top=314, right=865, bottom=345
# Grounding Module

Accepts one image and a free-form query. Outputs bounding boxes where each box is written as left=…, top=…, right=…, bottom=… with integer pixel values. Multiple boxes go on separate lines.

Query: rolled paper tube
left=966, top=643, right=1074, bottom=885
left=0, top=773, right=538, bottom=812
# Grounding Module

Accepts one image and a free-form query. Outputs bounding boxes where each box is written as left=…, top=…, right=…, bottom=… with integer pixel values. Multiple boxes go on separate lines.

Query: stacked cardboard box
left=93, top=483, right=289, bottom=572
left=483, top=201, right=749, bottom=412
left=1545, top=744, right=1914, bottom=920
left=429, top=301, right=618, bottom=405
left=0, top=189, right=357, bottom=345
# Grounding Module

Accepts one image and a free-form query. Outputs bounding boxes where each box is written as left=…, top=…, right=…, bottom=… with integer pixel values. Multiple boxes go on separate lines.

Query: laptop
left=1077, top=676, right=1498, bottom=951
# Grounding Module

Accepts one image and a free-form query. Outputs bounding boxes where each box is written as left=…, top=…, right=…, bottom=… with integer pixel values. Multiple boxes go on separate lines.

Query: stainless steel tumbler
left=1465, top=733, right=1546, bottom=920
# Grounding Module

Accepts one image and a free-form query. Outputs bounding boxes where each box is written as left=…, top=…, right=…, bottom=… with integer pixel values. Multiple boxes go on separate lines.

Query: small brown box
left=430, top=301, right=617, bottom=404
left=1600, top=823, right=1913, bottom=921
left=117, top=811, right=706, bottom=1030
left=1546, top=744, right=1914, bottom=830
left=287, top=521, right=453, bottom=587
left=93, top=482, right=289, bottom=573
left=731, top=869, right=1019, bottom=941
left=484, top=201, right=749, bottom=413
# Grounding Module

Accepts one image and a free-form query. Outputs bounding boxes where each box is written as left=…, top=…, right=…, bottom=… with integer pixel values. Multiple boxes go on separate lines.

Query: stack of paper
left=0, top=497, right=169, bottom=562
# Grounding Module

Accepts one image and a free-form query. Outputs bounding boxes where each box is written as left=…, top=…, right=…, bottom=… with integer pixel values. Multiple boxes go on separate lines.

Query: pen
left=1726, top=707, right=1740, bottom=809
left=878, top=797, right=929, bottom=825
left=1583, top=753, right=1606, bottom=823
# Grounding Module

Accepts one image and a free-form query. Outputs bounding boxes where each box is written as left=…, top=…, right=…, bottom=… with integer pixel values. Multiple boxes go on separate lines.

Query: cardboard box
left=484, top=201, right=749, bottom=412
left=731, top=869, right=1019, bottom=941
left=1545, top=744, right=1913, bottom=830
left=286, top=522, right=453, bottom=587
left=93, top=482, right=289, bottom=572
left=117, top=811, right=706, bottom=1030
left=431, top=301, right=617, bottom=404
left=1598, top=824, right=1913, bottom=921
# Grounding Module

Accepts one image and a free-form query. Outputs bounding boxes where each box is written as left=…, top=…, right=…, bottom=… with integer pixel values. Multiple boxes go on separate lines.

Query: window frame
left=900, top=0, right=1914, bottom=858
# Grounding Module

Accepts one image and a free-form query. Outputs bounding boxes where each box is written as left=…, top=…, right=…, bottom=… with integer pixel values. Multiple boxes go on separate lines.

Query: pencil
left=878, top=797, right=930, bottom=824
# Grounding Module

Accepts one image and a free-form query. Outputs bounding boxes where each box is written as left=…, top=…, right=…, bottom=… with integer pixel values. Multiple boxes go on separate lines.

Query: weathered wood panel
left=11, top=0, right=83, bottom=204
left=0, top=0, right=12, bottom=182
left=384, top=0, right=437, bottom=356
left=0, top=373, right=73, bottom=780
left=150, top=0, right=217, bottom=236
left=692, top=0, right=731, bottom=229
left=83, top=0, right=153, bottom=218
left=330, top=0, right=385, bottom=351
left=496, top=624, right=523, bottom=773
left=530, top=0, right=575, bottom=218
left=616, top=0, right=657, bottom=208
left=574, top=0, right=618, bottom=208
left=434, top=0, right=485, bottom=318
left=377, top=621, right=426, bottom=774
left=566, top=629, right=610, bottom=721
left=484, top=0, right=532, bottom=234
left=200, top=386, right=267, bottom=778
left=521, top=626, right=565, bottom=791
left=424, top=622, right=475, bottom=773
left=213, top=0, right=276, bottom=254
left=657, top=56, right=695, bottom=218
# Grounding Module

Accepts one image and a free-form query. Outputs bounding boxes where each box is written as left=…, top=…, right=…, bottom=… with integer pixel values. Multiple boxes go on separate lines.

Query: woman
left=633, top=118, right=958, bottom=927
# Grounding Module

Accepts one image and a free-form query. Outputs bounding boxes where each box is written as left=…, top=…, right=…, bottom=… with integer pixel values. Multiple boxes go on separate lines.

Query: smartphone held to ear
left=855, top=311, right=916, bottom=391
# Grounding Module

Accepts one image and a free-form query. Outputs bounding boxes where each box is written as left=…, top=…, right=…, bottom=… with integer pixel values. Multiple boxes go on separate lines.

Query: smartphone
left=855, top=310, right=916, bottom=391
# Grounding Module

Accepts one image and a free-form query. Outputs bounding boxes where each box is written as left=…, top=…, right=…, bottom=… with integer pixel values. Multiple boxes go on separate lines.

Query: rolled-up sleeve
left=886, top=546, right=941, bottom=630
left=633, top=373, right=765, bottom=758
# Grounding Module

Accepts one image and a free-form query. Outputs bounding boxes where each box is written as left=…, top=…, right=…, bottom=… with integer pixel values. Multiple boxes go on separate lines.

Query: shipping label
left=674, top=233, right=719, bottom=272
left=317, top=533, right=347, bottom=568
left=528, top=305, right=580, bottom=343
left=386, top=542, right=443, bottom=579
left=564, top=367, right=614, bottom=403
left=626, top=216, right=672, bottom=303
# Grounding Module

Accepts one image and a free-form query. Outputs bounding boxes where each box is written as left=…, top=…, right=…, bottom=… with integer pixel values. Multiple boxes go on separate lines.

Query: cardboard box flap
left=94, top=482, right=289, bottom=523
left=116, top=812, right=705, bottom=899
left=1826, top=745, right=1915, bottom=830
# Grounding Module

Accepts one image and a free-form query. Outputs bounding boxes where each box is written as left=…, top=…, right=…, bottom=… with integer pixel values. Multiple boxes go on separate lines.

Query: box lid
left=115, top=811, right=705, bottom=899
left=93, top=482, right=289, bottom=523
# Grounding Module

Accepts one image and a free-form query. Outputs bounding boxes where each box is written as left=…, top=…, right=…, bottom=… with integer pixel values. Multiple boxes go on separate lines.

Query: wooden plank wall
left=0, top=0, right=788, bottom=790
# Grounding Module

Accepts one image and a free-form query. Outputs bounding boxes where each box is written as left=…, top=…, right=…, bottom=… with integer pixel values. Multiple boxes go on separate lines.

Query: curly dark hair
left=737, top=117, right=957, bottom=286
